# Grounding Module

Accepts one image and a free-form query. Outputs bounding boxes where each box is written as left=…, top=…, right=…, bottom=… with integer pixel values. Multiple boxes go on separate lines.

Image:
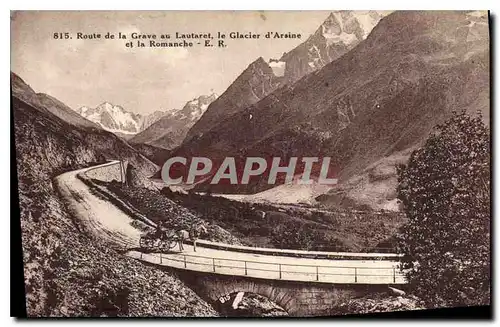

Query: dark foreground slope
left=12, top=73, right=218, bottom=316
left=170, top=11, right=489, bottom=199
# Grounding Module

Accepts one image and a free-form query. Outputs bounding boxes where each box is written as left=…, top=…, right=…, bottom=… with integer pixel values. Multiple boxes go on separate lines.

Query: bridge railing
left=135, top=251, right=406, bottom=284
left=190, top=239, right=402, bottom=260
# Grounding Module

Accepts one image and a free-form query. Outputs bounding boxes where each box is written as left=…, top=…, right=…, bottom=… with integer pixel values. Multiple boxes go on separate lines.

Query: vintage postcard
left=10, top=10, right=490, bottom=318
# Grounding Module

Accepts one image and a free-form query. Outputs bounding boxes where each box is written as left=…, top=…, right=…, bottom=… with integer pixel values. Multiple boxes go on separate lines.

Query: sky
left=11, top=11, right=331, bottom=115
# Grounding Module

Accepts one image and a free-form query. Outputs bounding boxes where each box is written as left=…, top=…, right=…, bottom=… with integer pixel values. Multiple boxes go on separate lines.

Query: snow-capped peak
left=76, top=93, right=218, bottom=137
left=278, top=11, right=388, bottom=85
left=76, top=102, right=142, bottom=134
left=175, top=93, right=218, bottom=122
left=78, top=106, right=90, bottom=114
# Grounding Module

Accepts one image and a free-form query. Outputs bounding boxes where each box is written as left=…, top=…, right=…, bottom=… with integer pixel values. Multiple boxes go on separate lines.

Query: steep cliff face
left=11, top=72, right=100, bottom=130
left=77, top=102, right=144, bottom=135
left=182, top=11, right=387, bottom=147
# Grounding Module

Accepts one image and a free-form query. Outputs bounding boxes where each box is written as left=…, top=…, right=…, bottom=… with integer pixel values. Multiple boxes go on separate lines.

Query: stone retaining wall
left=84, top=160, right=128, bottom=183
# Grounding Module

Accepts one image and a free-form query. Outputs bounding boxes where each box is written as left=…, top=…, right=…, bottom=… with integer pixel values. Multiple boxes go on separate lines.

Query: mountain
left=182, top=57, right=282, bottom=143
left=278, top=11, right=389, bottom=85
left=167, top=10, right=489, bottom=209
left=11, top=73, right=100, bottom=130
left=77, top=102, right=144, bottom=135
left=183, top=11, right=387, bottom=144
left=129, top=93, right=217, bottom=149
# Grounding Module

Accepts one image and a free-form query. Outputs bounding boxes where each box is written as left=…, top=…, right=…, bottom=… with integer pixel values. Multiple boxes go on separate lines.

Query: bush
left=87, top=285, right=131, bottom=317
left=270, top=223, right=319, bottom=251
left=396, top=111, right=490, bottom=308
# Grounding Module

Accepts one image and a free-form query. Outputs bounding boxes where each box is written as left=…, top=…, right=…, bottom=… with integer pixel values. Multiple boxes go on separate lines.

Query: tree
left=396, top=111, right=490, bottom=308
left=269, top=220, right=348, bottom=252
left=270, top=223, right=318, bottom=251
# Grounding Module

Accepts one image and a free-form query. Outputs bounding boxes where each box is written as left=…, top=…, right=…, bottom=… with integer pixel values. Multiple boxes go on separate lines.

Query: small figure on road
left=156, top=220, right=168, bottom=239
left=190, top=222, right=208, bottom=252
left=176, top=222, right=208, bottom=252
left=177, top=229, right=190, bottom=251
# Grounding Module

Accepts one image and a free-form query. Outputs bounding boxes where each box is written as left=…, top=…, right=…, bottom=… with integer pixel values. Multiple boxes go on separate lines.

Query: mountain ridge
left=166, top=10, right=489, bottom=210
left=77, top=92, right=218, bottom=142
left=129, top=93, right=218, bottom=149
left=12, top=71, right=158, bottom=177
left=182, top=11, right=387, bottom=145
left=77, top=102, right=156, bottom=135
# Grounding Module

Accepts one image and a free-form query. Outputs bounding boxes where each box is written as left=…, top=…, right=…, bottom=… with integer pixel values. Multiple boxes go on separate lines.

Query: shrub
left=270, top=223, right=319, bottom=251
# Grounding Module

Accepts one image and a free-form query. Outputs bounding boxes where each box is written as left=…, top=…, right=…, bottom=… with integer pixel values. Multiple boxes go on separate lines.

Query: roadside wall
left=84, top=160, right=128, bottom=183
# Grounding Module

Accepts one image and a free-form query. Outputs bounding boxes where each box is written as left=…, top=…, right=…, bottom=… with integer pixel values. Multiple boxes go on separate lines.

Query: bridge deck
left=127, top=243, right=406, bottom=284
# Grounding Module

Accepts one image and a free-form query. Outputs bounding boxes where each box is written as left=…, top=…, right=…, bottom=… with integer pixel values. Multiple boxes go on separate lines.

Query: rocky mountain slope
left=12, top=74, right=157, bottom=177
left=130, top=94, right=217, bottom=149
left=130, top=143, right=171, bottom=166
left=11, top=72, right=218, bottom=316
left=183, top=11, right=387, bottom=144
left=169, top=11, right=489, bottom=209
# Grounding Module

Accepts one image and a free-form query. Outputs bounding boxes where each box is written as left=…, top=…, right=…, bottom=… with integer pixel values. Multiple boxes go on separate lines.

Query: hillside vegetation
left=12, top=73, right=218, bottom=316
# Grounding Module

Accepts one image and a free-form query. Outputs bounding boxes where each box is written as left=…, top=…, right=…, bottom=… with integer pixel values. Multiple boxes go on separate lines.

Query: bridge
left=55, top=160, right=407, bottom=316
left=127, top=244, right=405, bottom=285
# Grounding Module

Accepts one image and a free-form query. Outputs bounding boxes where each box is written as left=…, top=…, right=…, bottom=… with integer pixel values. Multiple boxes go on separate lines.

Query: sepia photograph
left=10, top=9, right=491, bottom=318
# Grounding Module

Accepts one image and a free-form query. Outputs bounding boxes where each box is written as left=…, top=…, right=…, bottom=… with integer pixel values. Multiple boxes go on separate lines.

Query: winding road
left=55, top=161, right=406, bottom=285
left=55, top=161, right=142, bottom=248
